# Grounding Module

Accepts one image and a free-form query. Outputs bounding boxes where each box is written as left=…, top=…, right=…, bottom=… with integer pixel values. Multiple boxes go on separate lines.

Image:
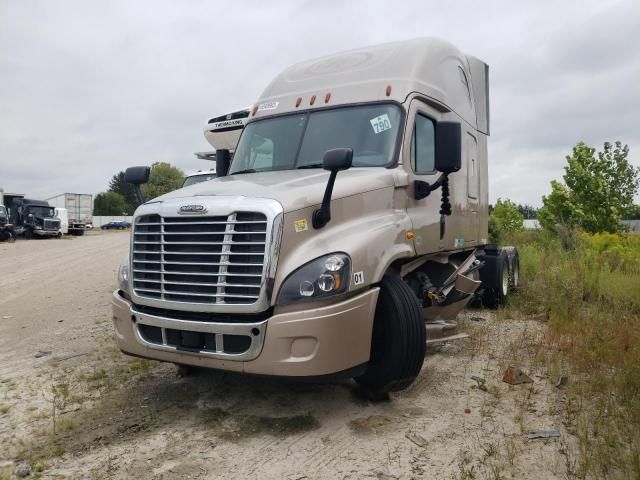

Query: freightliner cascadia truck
left=113, top=38, right=518, bottom=394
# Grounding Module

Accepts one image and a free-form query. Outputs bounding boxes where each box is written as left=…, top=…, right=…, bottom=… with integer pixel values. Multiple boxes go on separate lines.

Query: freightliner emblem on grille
left=178, top=204, right=207, bottom=214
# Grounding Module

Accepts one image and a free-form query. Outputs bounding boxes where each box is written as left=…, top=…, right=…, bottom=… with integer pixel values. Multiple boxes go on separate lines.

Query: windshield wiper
left=230, top=168, right=257, bottom=175
left=297, top=163, right=323, bottom=169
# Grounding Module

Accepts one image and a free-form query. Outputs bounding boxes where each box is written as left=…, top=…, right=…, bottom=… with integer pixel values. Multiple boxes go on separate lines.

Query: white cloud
left=0, top=0, right=638, bottom=205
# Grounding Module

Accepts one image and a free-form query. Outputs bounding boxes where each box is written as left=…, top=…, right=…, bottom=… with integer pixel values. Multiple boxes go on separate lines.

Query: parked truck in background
left=0, top=204, right=16, bottom=242
left=183, top=168, right=217, bottom=188
left=5, top=198, right=60, bottom=238
left=114, top=38, right=519, bottom=394
left=181, top=114, right=249, bottom=189
left=46, top=193, right=93, bottom=236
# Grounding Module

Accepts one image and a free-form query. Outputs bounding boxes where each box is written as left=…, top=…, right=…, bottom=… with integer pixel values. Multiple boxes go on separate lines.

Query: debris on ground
left=405, top=431, right=428, bottom=448
left=34, top=350, right=52, bottom=358
left=527, top=430, right=561, bottom=440
left=470, top=375, right=488, bottom=391
left=15, top=463, right=32, bottom=478
left=464, top=408, right=471, bottom=414
left=469, top=316, right=486, bottom=322
left=502, top=366, right=533, bottom=385
left=555, top=376, right=568, bottom=388
left=2, top=315, right=12, bottom=319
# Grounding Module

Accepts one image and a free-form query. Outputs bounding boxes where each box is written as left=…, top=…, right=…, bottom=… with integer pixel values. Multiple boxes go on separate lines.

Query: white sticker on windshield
left=370, top=113, right=392, bottom=134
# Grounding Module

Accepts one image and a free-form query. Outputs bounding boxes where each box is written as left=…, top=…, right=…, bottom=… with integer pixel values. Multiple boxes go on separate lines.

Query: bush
left=488, top=198, right=523, bottom=244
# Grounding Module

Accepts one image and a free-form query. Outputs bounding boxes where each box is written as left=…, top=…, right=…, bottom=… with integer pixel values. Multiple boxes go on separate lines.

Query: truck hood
left=150, top=168, right=397, bottom=213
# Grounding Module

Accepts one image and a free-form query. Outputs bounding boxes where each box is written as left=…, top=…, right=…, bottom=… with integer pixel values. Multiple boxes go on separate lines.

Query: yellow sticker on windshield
left=294, top=219, right=308, bottom=233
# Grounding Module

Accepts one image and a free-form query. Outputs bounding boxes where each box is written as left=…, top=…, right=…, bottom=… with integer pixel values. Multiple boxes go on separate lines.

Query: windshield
left=229, top=104, right=402, bottom=174
left=183, top=173, right=217, bottom=188
left=27, top=206, right=55, bottom=217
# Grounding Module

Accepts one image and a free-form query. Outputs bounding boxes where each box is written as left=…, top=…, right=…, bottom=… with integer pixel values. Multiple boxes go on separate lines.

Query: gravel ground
left=0, top=232, right=577, bottom=479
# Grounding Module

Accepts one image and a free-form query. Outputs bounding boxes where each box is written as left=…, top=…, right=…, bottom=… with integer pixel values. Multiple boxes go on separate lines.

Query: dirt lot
left=0, top=232, right=578, bottom=479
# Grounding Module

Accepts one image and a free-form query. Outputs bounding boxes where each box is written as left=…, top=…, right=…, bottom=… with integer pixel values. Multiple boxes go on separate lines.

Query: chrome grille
left=44, top=218, right=60, bottom=230
left=132, top=212, right=267, bottom=305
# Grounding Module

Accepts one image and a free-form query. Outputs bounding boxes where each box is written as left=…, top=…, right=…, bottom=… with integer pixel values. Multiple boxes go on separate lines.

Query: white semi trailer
left=46, top=193, right=93, bottom=235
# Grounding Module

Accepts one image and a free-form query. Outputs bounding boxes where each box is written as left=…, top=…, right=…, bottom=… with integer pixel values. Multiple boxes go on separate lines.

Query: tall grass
left=505, top=230, right=640, bottom=479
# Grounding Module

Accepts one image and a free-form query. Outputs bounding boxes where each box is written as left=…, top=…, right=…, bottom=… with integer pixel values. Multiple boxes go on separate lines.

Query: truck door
left=466, top=133, right=480, bottom=243
left=404, top=101, right=444, bottom=255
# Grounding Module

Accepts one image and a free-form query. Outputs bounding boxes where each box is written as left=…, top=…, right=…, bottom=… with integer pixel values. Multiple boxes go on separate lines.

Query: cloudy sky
left=1, top=0, right=638, bottom=205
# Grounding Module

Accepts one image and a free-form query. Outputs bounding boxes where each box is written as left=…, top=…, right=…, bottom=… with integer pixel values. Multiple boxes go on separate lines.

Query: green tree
left=626, top=204, right=640, bottom=220
left=489, top=198, right=524, bottom=243
left=108, top=171, right=137, bottom=210
left=539, top=142, right=639, bottom=233
left=93, top=192, right=132, bottom=215
left=517, top=204, right=538, bottom=220
left=140, top=162, right=184, bottom=200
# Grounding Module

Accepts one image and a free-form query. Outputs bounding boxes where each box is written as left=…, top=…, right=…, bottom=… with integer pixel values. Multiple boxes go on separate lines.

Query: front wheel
left=483, top=252, right=509, bottom=309
left=354, top=275, right=426, bottom=394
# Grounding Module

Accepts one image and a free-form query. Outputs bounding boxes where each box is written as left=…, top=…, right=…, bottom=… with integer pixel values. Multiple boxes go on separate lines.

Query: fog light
left=300, top=281, right=315, bottom=297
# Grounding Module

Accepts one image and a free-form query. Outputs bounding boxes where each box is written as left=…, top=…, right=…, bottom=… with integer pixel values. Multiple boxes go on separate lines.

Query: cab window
left=410, top=114, right=435, bottom=174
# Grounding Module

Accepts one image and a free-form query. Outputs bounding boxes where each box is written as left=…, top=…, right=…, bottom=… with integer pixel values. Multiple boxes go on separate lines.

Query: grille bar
left=134, top=288, right=260, bottom=299
left=134, top=269, right=262, bottom=277
left=136, top=220, right=267, bottom=226
left=135, top=278, right=260, bottom=288
left=132, top=212, right=267, bottom=305
left=133, top=250, right=263, bottom=256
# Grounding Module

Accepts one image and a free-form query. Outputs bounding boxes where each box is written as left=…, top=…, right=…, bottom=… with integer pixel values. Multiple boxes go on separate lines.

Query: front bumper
left=33, top=229, right=59, bottom=237
left=111, top=288, right=379, bottom=377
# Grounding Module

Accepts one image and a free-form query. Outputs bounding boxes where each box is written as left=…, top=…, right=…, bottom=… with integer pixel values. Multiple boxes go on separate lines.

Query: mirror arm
left=414, top=173, right=446, bottom=200
left=312, top=170, right=339, bottom=229
left=133, top=186, right=145, bottom=207
left=414, top=173, right=452, bottom=215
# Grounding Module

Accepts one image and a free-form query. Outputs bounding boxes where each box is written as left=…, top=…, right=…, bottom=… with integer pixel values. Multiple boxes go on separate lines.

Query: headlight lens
left=118, top=258, right=130, bottom=293
left=277, top=253, right=351, bottom=304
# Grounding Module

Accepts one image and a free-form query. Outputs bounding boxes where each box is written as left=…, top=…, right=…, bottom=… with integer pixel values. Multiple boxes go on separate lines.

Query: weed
left=505, top=230, right=640, bottom=477
left=0, top=404, right=9, bottom=415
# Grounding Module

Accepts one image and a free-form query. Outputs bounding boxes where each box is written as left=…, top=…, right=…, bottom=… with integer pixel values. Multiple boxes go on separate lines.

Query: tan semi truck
left=113, top=38, right=519, bottom=393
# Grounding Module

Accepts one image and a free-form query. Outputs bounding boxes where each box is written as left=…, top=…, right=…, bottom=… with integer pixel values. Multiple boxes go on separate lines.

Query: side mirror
left=216, top=149, right=231, bottom=177
left=124, top=166, right=151, bottom=206
left=124, top=166, right=150, bottom=185
left=312, top=148, right=353, bottom=229
left=322, top=148, right=353, bottom=172
left=435, top=122, right=462, bottom=174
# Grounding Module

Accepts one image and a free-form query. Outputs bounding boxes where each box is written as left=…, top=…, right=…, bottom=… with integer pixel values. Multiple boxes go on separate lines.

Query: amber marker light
left=406, top=230, right=415, bottom=240
left=332, top=272, right=342, bottom=290
left=310, top=95, right=316, bottom=105
left=324, top=92, right=331, bottom=103
left=386, top=85, right=392, bottom=96
left=251, top=105, right=258, bottom=116
left=295, top=97, right=302, bottom=107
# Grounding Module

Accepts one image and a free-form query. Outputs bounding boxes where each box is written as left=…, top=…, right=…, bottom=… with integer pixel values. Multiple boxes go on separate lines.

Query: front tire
left=483, top=252, right=509, bottom=308
left=355, top=275, right=426, bottom=394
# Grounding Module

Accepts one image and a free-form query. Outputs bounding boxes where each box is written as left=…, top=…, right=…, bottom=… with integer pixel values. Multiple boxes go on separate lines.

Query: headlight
left=277, top=253, right=351, bottom=304
left=118, top=258, right=130, bottom=293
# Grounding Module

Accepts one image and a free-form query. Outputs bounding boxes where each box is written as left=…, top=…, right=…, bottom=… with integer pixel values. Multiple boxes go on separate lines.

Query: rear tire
left=355, top=275, right=426, bottom=394
left=502, top=247, right=519, bottom=290
left=483, top=252, right=509, bottom=309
